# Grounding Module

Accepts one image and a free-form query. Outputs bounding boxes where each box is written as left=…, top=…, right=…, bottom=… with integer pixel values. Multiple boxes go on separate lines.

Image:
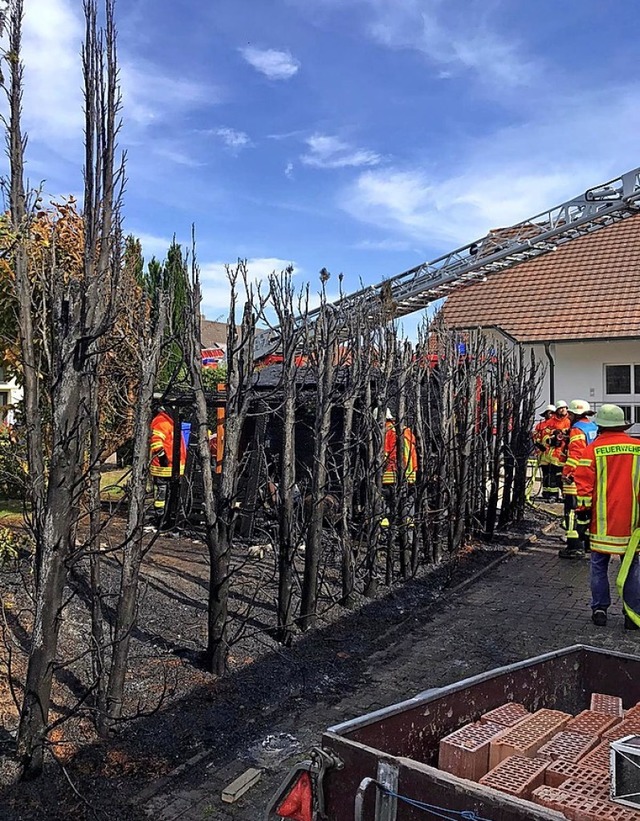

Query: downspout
left=544, top=342, right=555, bottom=404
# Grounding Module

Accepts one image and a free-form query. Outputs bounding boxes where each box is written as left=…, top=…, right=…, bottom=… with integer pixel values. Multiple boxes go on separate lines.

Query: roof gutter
left=544, top=342, right=555, bottom=404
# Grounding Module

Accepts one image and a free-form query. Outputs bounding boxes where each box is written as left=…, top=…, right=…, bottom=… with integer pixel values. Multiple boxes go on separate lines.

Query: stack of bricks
left=488, top=708, right=571, bottom=768
left=532, top=785, right=640, bottom=820
left=436, top=695, right=640, bottom=818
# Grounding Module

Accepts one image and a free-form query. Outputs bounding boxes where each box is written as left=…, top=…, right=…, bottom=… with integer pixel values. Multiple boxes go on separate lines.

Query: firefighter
left=381, top=408, right=418, bottom=529
left=543, top=400, right=570, bottom=501
left=532, top=404, right=556, bottom=498
left=149, top=406, right=186, bottom=525
left=574, top=404, right=640, bottom=629
left=559, top=399, right=598, bottom=559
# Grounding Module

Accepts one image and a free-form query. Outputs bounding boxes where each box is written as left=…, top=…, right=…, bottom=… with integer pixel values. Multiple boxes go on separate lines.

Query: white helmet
left=594, top=404, right=631, bottom=429
left=542, top=404, right=556, bottom=414
left=555, top=400, right=568, bottom=410
left=568, top=399, right=593, bottom=416
left=385, top=408, right=394, bottom=421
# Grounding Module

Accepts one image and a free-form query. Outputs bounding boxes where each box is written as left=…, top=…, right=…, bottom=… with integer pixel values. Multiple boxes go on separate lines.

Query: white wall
left=525, top=339, right=640, bottom=434
left=0, top=375, right=22, bottom=425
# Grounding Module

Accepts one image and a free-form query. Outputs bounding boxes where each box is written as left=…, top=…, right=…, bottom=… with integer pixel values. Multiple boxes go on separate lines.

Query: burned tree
left=3, top=0, right=125, bottom=775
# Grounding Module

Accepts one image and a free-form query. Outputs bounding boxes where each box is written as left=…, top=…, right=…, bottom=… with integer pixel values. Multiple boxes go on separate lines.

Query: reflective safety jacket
left=383, top=422, right=418, bottom=485
left=150, top=411, right=187, bottom=479
left=544, top=414, right=570, bottom=466
left=574, top=431, right=640, bottom=555
left=562, top=417, right=599, bottom=494
left=533, top=417, right=554, bottom=464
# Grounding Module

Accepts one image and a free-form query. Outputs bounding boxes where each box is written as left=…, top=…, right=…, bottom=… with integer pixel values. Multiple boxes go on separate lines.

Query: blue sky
left=13, top=0, right=640, bottom=325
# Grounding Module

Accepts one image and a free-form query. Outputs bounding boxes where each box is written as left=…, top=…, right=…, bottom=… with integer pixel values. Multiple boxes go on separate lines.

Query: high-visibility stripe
left=595, top=453, right=608, bottom=536
left=565, top=457, right=579, bottom=467
left=577, top=458, right=591, bottom=466
left=617, top=529, right=640, bottom=626
left=633, top=456, right=640, bottom=531
left=593, top=533, right=633, bottom=546
left=150, top=465, right=185, bottom=478
left=577, top=495, right=592, bottom=506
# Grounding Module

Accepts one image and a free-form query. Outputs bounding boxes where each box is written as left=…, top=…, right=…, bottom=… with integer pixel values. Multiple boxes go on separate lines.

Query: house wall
left=0, top=372, right=22, bottom=425
left=531, top=339, right=640, bottom=435
left=478, top=332, right=640, bottom=435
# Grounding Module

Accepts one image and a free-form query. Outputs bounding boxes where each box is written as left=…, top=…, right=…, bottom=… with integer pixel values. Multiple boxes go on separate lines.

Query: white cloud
left=120, top=61, right=215, bottom=131
left=214, top=128, right=252, bottom=152
left=134, top=231, right=174, bottom=261
left=285, top=162, right=295, bottom=178
left=354, top=238, right=416, bottom=252
left=240, top=47, right=300, bottom=80
left=341, top=85, right=640, bottom=248
left=20, top=0, right=84, bottom=142
left=199, top=257, right=300, bottom=312
left=300, top=0, right=538, bottom=91
left=15, top=0, right=216, bottom=158
left=301, top=134, right=382, bottom=169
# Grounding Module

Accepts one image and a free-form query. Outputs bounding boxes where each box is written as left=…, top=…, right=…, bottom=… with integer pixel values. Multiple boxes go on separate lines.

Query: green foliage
left=201, top=364, right=227, bottom=391
left=0, top=526, right=32, bottom=567
left=0, top=424, right=26, bottom=499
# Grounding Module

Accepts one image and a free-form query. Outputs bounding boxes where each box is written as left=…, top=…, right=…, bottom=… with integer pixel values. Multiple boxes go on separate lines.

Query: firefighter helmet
left=542, top=404, right=556, bottom=415
left=555, top=400, right=568, bottom=410
left=568, top=399, right=594, bottom=416
left=594, top=403, right=631, bottom=429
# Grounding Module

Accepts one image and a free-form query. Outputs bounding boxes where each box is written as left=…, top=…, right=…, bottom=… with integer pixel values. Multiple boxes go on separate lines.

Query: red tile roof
left=442, top=213, right=640, bottom=342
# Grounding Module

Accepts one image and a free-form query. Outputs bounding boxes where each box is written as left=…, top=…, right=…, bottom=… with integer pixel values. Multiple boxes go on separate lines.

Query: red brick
left=480, top=702, right=529, bottom=728
left=603, top=718, right=640, bottom=742
left=561, top=776, right=610, bottom=801
left=479, top=755, right=548, bottom=799
left=531, top=786, right=635, bottom=821
left=603, top=802, right=640, bottom=820
left=567, top=709, right=621, bottom=738
left=623, top=703, right=640, bottom=721
left=488, top=708, right=571, bottom=769
left=438, top=720, right=504, bottom=781
left=580, top=740, right=612, bottom=772
left=545, top=758, right=610, bottom=787
left=591, top=693, right=624, bottom=717
left=536, top=730, right=600, bottom=763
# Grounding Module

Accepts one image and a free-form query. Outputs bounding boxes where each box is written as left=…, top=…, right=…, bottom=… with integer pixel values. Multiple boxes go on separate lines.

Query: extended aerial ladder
left=254, top=165, right=640, bottom=359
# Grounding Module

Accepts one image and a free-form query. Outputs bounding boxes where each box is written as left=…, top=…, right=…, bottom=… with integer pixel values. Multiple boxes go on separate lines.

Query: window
left=606, top=364, right=631, bottom=394
left=0, top=391, right=8, bottom=422
left=636, top=364, right=640, bottom=394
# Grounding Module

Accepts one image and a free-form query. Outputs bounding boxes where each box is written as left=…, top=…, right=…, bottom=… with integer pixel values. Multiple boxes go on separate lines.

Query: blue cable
left=380, top=788, right=495, bottom=821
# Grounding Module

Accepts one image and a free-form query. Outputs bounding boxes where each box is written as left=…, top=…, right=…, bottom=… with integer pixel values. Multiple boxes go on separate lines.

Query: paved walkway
left=141, top=538, right=640, bottom=820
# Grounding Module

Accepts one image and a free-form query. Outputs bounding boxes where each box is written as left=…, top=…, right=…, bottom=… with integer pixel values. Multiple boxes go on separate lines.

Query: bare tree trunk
left=104, top=294, right=168, bottom=729
left=14, top=0, right=123, bottom=774
left=207, top=266, right=256, bottom=673
left=269, top=270, right=301, bottom=644
left=299, top=296, right=336, bottom=631
left=88, top=377, right=106, bottom=721
left=3, top=0, right=46, bottom=565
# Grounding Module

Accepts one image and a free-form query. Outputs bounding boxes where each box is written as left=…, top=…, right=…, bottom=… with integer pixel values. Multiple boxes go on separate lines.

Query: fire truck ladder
left=255, top=166, right=640, bottom=357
